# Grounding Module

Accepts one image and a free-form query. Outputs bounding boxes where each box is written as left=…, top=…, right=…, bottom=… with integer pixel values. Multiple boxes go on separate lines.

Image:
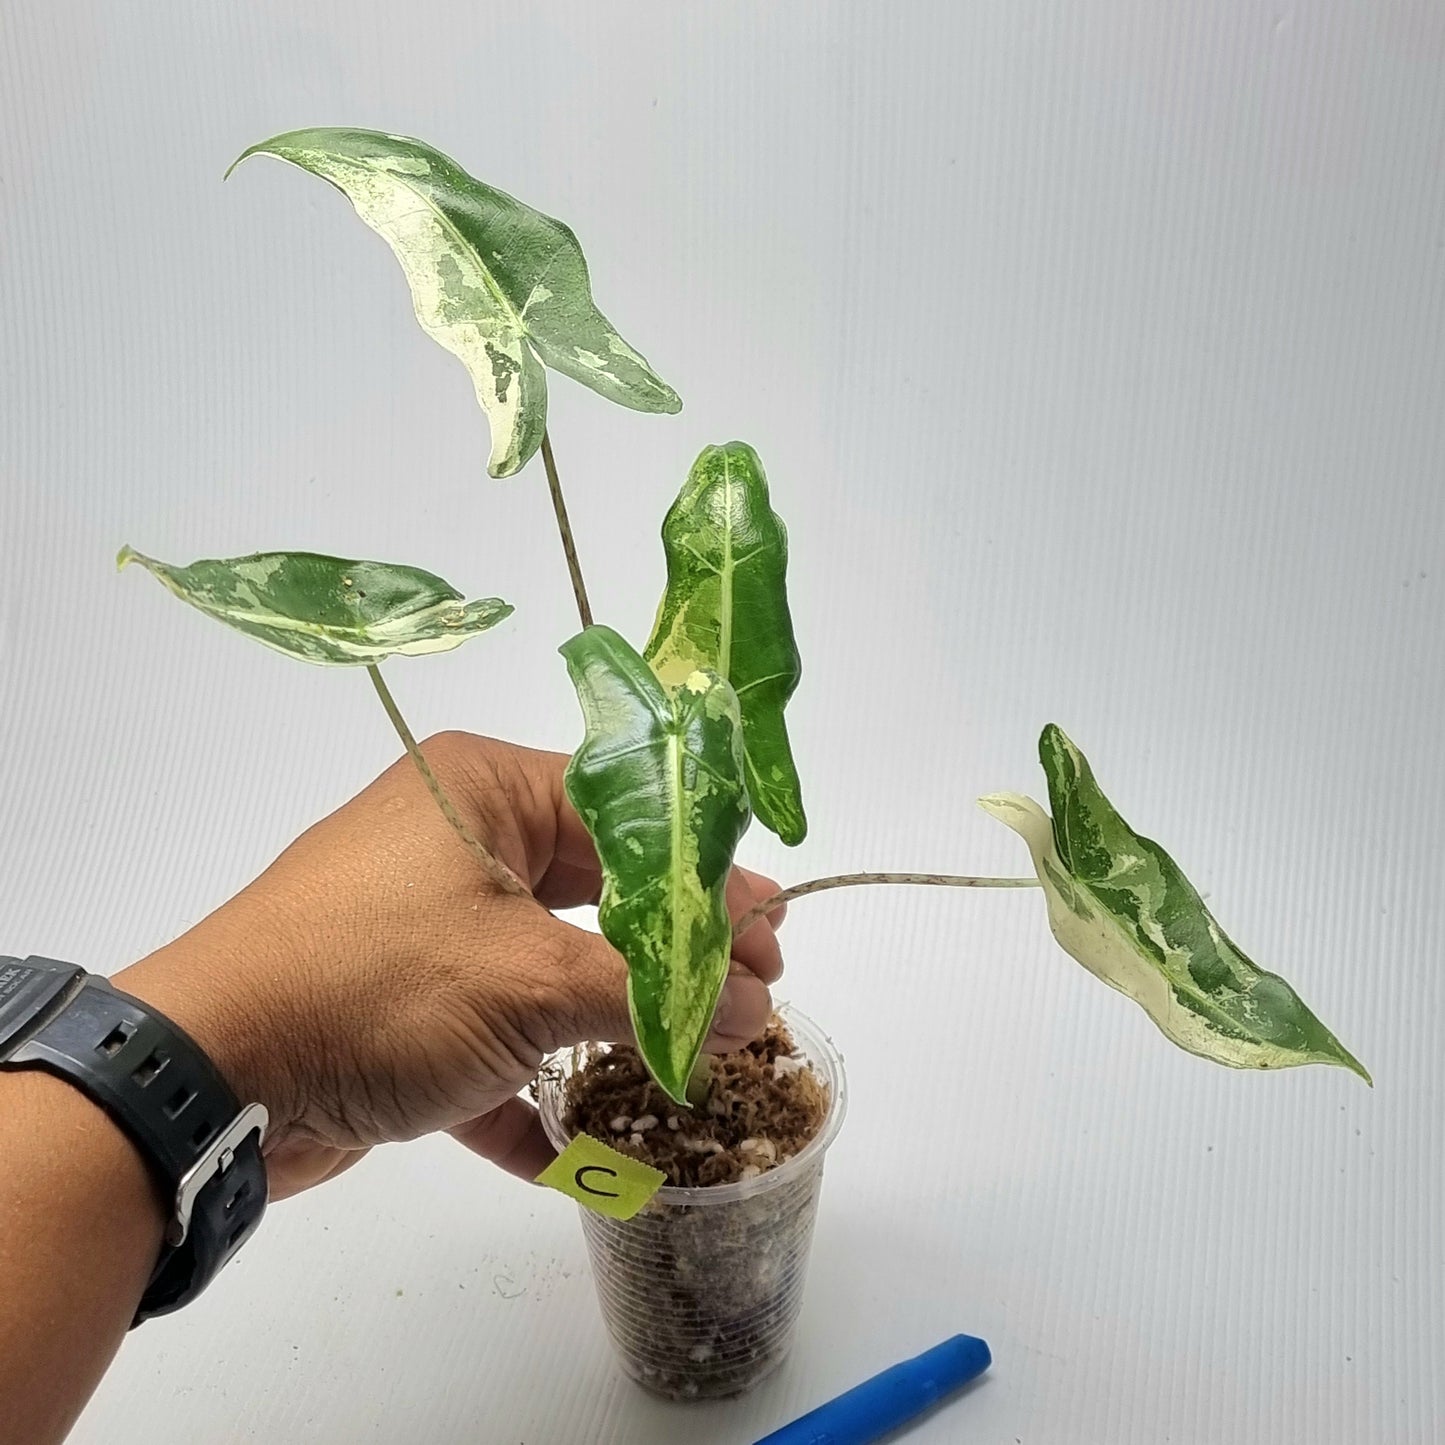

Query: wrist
left=115, top=926, right=303, bottom=1136
left=0, top=1069, right=168, bottom=1442
left=2, top=1065, right=168, bottom=1246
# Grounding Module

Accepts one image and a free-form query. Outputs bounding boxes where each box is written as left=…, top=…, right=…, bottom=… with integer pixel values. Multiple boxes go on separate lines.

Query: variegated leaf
left=980, top=725, right=1369, bottom=1081
left=560, top=624, right=751, bottom=1103
left=644, top=442, right=806, bottom=844
left=119, top=547, right=511, bottom=665
left=230, top=128, right=682, bottom=478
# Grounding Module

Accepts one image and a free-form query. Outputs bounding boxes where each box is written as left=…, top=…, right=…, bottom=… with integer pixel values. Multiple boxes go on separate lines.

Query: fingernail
left=712, top=974, right=771, bottom=1041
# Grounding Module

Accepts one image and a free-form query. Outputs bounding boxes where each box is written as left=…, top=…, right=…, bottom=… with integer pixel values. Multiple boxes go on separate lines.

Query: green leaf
left=980, top=725, right=1370, bottom=1082
left=119, top=547, right=512, bottom=665
left=644, top=442, right=806, bottom=845
left=230, top=128, right=682, bottom=478
left=560, top=624, right=752, bottom=1103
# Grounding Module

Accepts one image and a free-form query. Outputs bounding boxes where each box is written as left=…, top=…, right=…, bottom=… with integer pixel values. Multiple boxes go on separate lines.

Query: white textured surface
left=2, top=3, right=1442, bottom=1441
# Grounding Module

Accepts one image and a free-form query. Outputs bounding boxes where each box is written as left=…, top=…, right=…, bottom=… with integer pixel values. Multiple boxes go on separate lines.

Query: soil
left=561, top=1014, right=829, bottom=1187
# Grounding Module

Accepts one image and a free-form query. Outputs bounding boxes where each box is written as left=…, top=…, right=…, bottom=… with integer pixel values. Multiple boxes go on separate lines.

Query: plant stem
left=366, top=664, right=528, bottom=897
left=684, top=1053, right=712, bottom=1109
left=733, top=871, right=1041, bottom=938
left=541, top=430, right=593, bottom=630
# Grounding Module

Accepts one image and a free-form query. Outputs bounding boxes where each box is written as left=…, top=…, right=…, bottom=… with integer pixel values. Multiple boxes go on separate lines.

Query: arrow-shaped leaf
left=981, top=724, right=1369, bottom=1081
left=230, top=128, right=681, bottom=478
left=119, top=547, right=512, bottom=665
left=644, top=442, right=806, bottom=845
left=561, top=624, right=751, bottom=1103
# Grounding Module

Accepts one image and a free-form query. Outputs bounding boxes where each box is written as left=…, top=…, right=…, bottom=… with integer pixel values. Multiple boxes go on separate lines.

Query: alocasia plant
left=125, top=127, right=1368, bottom=1105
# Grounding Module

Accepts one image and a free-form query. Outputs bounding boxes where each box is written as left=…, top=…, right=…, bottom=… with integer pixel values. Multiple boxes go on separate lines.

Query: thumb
left=541, top=916, right=774, bottom=1055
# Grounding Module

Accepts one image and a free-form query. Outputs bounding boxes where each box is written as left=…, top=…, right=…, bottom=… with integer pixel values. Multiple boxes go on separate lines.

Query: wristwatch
left=0, top=955, right=269, bottom=1324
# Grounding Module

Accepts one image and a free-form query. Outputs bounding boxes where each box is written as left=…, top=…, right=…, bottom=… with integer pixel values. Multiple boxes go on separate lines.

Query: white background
left=3, top=3, right=1442, bottom=1441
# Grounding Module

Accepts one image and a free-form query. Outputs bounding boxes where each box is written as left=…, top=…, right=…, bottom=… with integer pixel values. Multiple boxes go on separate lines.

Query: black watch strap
left=0, top=956, right=268, bottom=1324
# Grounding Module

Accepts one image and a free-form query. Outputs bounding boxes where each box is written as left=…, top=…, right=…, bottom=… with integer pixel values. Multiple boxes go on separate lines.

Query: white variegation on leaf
left=981, top=725, right=1370, bottom=1082
left=119, top=547, right=512, bottom=666
left=230, top=128, right=681, bottom=478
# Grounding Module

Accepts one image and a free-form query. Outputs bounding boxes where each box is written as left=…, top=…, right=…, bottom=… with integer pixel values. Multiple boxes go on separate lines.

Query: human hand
left=116, top=732, right=784, bottom=1201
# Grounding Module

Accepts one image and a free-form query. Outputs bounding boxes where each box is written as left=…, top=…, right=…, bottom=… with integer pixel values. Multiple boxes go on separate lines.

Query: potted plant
left=121, top=127, right=1369, bottom=1402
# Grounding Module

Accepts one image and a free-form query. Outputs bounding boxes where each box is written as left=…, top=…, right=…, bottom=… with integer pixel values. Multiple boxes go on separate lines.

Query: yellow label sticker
left=535, top=1133, right=666, bottom=1220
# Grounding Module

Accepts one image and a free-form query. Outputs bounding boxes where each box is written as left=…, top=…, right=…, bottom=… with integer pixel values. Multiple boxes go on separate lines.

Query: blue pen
left=754, top=1333, right=992, bottom=1445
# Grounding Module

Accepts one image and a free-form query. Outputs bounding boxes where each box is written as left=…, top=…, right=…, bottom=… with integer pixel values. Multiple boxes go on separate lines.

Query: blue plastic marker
left=754, top=1333, right=991, bottom=1445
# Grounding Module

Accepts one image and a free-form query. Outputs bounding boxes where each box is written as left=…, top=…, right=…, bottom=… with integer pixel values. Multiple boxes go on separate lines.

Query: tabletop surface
left=2, top=3, right=1441, bottom=1441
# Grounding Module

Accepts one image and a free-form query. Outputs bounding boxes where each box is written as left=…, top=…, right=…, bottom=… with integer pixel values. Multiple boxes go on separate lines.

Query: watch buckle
left=170, top=1102, right=269, bottom=1246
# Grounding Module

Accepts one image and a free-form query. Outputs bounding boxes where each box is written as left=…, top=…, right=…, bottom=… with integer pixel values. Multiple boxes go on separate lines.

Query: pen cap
left=755, top=1333, right=992, bottom=1445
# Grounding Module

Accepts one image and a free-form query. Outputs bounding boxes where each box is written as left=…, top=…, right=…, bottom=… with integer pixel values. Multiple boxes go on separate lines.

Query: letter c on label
left=574, top=1165, right=621, bottom=1199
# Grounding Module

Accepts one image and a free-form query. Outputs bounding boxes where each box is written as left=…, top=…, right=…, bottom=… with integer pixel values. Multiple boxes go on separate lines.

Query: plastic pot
left=537, top=1003, right=847, bottom=1400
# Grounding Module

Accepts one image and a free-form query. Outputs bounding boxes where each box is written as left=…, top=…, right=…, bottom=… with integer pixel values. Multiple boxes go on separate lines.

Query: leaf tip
left=754, top=789, right=806, bottom=846
left=486, top=435, right=539, bottom=480
left=1339, top=1049, right=1373, bottom=1087
left=116, top=545, right=139, bottom=573
left=976, top=791, right=1021, bottom=820
left=223, top=143, right=265, bottom=182
left=226, top=129, right=313, bottom=181
left=1038, top=721, right=1072, bottom=762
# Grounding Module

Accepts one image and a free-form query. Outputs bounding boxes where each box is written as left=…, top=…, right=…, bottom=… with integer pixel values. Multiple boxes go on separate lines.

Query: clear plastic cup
left=537, top=1003, right=847, bottom=1400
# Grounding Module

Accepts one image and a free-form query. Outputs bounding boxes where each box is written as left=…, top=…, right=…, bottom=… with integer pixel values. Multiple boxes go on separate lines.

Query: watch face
left=0, top=959, right=81, bottom=1055
left=0, top=957, right=35, bottom=997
